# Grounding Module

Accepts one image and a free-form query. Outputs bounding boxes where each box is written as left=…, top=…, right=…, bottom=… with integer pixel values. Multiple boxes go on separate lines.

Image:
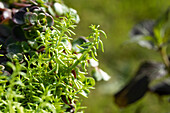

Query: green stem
left=159, top=46, right=170, bottom=70
left=69, top=46, right=93, bottom=72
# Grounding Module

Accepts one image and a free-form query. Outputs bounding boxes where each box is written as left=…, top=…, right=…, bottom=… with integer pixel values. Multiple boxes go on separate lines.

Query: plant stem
left=159, top=46, right=170, bottom=70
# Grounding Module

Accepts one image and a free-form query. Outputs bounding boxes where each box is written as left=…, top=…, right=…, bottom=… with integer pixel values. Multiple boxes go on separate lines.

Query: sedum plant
left=0, top=0, right=109, bottom=112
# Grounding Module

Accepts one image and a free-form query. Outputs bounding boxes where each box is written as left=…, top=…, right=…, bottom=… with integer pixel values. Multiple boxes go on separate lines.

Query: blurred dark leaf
left=29, top=5, right=39, bottom=12
left=12, top=11, right=25, bottom=25
left=7, top=43, right=23, bottom=54
left=5, top=35, right=16, bottom=46
left=28, top=50, right=38, bottom=57
left=114, top=61, right=166, bottom=108
left=150, top=79, right=170, bottom=96
left=38, top=13, right=46, bottom=20
left=0, top=25, right=11, bottom=37
left=130, top=20, right=156, bottom=49
left=0, top=70, right=11, bottom=76
left=0, top=56, right=8, bottom=64
left=12, top=25, right=27, bottom=41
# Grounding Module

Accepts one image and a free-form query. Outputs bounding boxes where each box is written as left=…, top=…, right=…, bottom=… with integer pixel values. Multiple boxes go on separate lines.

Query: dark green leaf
left=150, top=79, right=170, bottom=96
left=5, top=36, right=16, bottom=46
left=0, top=24, right=11, bottom=38
left=12, top=26, right=27, bottom=41
left=24, top=12, right=33, bottom=25
left=29, top=13, right=38, bottom=25
left=21, top=41, right=31, bottom=53
left=38, top=13, right=46, bottom=20
left=46, top=14, right=54, bottom=27
left=12, top=11, right=25, bottom=25
left=7, top=43, right=23, bottom=54
left=27, top=39, right=38, bottom=49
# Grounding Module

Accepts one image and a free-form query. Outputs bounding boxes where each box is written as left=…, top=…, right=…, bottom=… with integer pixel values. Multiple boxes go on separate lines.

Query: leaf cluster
left=0, top=0, right=109, bottom=112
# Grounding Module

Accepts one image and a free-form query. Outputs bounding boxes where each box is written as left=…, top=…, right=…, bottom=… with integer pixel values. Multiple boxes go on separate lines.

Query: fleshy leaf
left=13, top=11, right=25, bottom=25
left=54, top=3, right=65, bottom=16
left=21, top=41, right=31, bottom=53
left=69, top=8, right=80, bottom=24
left=46, top=14, right=54, bottom=27
left=24, top=12, right=32, bottom=25
left=0, top=25, right=11, bottom=43
left=48, top=6, right=55, bottom=17
left=85, top=77, right=95, bottom=87
left=29, top=13, right=38, bottom=25
left=12, top=26, right=27, bottom=41
left=7, top=43, right=23, bottom=54
left=6, top=52, right=23, bottom=62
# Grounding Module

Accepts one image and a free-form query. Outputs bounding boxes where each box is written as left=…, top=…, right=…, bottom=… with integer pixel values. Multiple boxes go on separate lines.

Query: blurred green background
left=64, top=0, right=170, bottom=113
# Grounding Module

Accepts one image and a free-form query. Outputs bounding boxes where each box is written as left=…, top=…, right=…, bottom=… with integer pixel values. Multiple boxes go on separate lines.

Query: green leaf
left=21, top=41, right=31, bottom=53
left=46, top=14, right=54, bottom=27
left=29, top=13, right=38, bottom=25
left=85, top=77, right=95, bottom=87
left=7, top=43, right=23, bottom=54
left=0, top=65, right=5, bottom=70
left=153, top=8, right=170, bottom=45
left=48, top=6, right=56, bottom=17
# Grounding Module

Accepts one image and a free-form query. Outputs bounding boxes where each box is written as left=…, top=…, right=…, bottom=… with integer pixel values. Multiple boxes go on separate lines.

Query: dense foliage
left=0, top=0, right=109, bottom=112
